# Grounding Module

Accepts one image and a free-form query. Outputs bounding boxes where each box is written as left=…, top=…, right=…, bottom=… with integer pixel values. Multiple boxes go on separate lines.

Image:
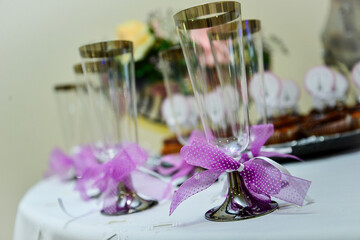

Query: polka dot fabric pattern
left=170, top=136, right=311, bottom=215
left=181, top=138, right=239, bottom=170
left=243, top=159, right=282, bottom=202
left=170, top=169, right=223, bottom=215
left=273, top=172, right=312, bottom=206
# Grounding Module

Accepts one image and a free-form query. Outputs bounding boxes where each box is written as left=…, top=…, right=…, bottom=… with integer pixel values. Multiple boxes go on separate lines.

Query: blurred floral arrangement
left=115, top=9, right=288, bottom=122
left=115, top=9, right=179, bottom=121
left=116, top=9, right=178, bottom=89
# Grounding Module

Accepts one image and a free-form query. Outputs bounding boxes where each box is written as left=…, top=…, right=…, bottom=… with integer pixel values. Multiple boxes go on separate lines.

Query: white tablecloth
left=14, top=149, right=360, bottom=240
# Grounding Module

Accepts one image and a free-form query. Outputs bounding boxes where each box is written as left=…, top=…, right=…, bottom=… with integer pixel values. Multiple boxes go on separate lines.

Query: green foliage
left=135, top=27, right=175, bottom=88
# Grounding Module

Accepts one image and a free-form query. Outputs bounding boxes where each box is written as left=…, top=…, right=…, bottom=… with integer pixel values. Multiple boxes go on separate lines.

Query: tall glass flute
left=242, top=19, right=267, bottom=125
left=72, top=63, right=93, bottom=145
left=54, top=83, right=86, bottom=153
left=159, top=45, right=200, bottom=146
left=79, top=40, right=157, bottom=215
left=174, top=1, right=277, bottom=221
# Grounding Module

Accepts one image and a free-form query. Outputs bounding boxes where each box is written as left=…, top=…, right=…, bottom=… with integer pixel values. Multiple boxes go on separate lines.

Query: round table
left=14, top=149, right=360, bottom=240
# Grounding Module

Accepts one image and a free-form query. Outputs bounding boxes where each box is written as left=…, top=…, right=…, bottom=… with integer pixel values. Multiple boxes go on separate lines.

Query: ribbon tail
left=170, top=163, right=195, bottom=184
left=260, top=151, right=303, bottom=161
left=163, top=163, right=195, bottom=200
left=169, top=169, right=223, bottom=216
left=273, top=173, right=312, bottom=206
left=243, top=157, right=311, bottom=206
left=47, top=148, right=74, bottom=180
left=101, top=178, right=120, bottom=215
left=250, top=124, right=274, bottom=156
left=157, top=154, right=184, bottom=176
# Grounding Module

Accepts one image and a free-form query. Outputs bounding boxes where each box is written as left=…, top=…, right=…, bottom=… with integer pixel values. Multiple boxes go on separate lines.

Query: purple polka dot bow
left=169, top=124, right=311, bottom=215
left=74, top=143, right=148, bottom=214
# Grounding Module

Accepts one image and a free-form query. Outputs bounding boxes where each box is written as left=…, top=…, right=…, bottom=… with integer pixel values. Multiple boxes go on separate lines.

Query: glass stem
left=227, top=171, right=248, bottom=207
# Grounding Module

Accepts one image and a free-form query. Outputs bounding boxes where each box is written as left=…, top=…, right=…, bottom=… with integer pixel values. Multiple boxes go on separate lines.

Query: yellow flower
left=116, top=20, right=155, bottom=61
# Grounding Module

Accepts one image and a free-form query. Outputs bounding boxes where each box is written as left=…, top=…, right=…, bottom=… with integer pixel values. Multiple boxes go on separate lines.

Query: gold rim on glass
left=159, top=45, right=183, bottom=61
left=207, top=19, right=261, bottom=40
left=173, top=1, right=241, bottom=30
left=54, top=83, right=79, bottom=91
left=79, top=40, right=133, bottom=58
left=73, top=63, right=83, bottom=74
left=242, top=19, right=261, bottom=34
left=82, top=61, right=110, bottom=73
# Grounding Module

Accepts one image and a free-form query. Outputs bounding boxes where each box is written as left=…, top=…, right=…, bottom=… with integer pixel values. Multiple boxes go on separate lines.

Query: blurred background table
left=14, top=148, right=360, bottom=240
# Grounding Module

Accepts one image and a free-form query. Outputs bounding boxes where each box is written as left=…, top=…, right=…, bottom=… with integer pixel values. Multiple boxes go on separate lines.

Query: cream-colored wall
left=0, top=0, right=329, bottom=239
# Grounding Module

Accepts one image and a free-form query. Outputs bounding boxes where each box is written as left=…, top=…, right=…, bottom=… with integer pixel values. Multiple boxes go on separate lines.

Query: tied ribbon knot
left=47, top=143, right=171, bottom=215
left=169, top=124, right=311, bottom=215
left=156, top=130, right=207, bottom=198
left=157, top=130, right=206, bottom=180
left=241, top=124, right=302, bottom=162
left=46, top=147, right=74, bottom=181
left=74, top=143, right=148, bottom=214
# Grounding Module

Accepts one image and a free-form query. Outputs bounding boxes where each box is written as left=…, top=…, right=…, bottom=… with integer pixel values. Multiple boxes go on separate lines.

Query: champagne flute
left=174, top=1, right=278, bottom=221
left=72, top=63, right=93, bottom=145
left=53, top=83, right=86, bottom=153
left=79, top=40, right=157, bottom=215
left=242, top=19, right=268, bottom=124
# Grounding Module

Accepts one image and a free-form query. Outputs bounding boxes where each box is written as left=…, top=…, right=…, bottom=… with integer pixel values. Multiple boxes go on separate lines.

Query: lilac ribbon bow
left=156, top=130, right=207, bottom=199
left=241, top=124, right=302, bottom=162
left=46, top=145, right=99, bottom=182
left=157, top=130, right=206, bottom=179
left=169, top=124, right=311, bottom=215
left=75, top=143, right=147, bottom=197
left=45, top=148, right=74, bottom=181
left=48, top=143, right=171, bottom=214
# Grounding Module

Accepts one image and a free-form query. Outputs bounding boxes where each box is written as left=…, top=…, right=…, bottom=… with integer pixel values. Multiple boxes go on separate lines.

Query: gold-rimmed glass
left=174, top=1, right=278, bottom=222
left=54, top=83, right=87, bottom=152
left=79, top=40, right=157, bottom=216
left=79, top=41, right=138, bottom=161
left=242, top=19, right=267, bottom=124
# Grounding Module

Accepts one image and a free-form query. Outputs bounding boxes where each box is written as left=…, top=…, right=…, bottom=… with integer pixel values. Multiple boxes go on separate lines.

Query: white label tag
left=161, top=94, right=189, bottom=130
left=312, top=97, right=326, bottom=111
left=249, top=71, right=281, bottom=118
left=249, top=72, right=282, bottom=104
left=264, top=71, right=282, bottom=98
left=186, top=96, right=200, bottom=128
left=351, top=61, right=360, bottom=91
left=334, top=72, right=348, bottom=101
left=205, top=91, right=225, bottom=126
left=249, top=73, right=265, bottom=103
left=304, top=66, right=335, bottom=100
left=263, top=72, right=282, bottom=111
left=220, top=85, right=240, bottom=112
left=279, top=79, right=300, bottom=109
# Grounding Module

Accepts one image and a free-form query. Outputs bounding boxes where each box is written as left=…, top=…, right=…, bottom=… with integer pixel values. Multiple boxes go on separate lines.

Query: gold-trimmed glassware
left=174, top=1, right=278, bottom=222
left=54, top=83, right=87, bottom=152
left=79, top=40, right=157, bottom=215
left=242, top=19, right=267, bottom=124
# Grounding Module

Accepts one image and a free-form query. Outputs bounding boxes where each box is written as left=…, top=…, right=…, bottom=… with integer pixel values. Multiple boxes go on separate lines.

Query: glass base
left=205, top=172, right=278, bottom=222
left=101, top=182, right=158, bottom=216
left=205, top=201, right=278, bottom=222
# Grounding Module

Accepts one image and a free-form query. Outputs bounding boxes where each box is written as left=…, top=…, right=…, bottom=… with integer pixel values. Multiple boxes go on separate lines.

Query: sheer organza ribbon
left=46, top=145, right=98, bottom=182
left=46, top=147, right=76, bottom=181
left=169, top=124, right=311, bottom=215
left=156, top=130, right=209, bottom=199
left=47, top=143, right=169, bottom=214
left=157, top=130, right=206, bottom=182
left=74, top=143, right=146, bottom=200
left=241, top=124, right=302, bottom=162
